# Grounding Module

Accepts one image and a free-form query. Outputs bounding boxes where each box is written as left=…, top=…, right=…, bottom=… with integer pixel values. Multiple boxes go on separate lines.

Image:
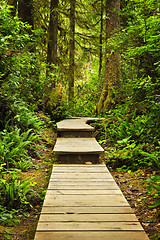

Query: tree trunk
left=18, top=0, right=34, bottom=28
left=68, top=0, right=75, bottom=109
left=47, top=0, right=59, bottom=88
left=7, top=0, right=17, bottom=17
left=97, top=0, right=121, bottom=114
left=99, top=0, right=103, bottom=77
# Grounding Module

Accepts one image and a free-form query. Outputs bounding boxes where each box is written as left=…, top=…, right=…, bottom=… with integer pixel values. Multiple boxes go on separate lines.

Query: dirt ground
left=111, top=169, right=160, bottom=240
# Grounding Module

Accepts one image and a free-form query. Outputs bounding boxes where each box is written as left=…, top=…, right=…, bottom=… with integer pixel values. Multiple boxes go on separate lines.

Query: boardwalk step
left=35, top=232, right=149, bottom=240
left=57, top=117, right=102, bottom=138
left=54, top=138, right=104, bottom=163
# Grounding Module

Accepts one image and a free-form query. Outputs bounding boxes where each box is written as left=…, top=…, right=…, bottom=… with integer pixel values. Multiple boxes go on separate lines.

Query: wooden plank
left=53, top=164, right=106, bottom=167
left=46, top=189, right=122, bottom=195
left=52, top=169, right=109, bottom=173
left=39, top=213, right=138, bottom=222
left=43, top=195, right=129, bottom=207
left=53, top=138, right=104, bottom=154
left=35, top=231, right=150, bottom=240
left=48, top=183, right=119, bottom=189
left=49, top=179, right=115, bottom=182
left=52, top=165, right=109, bottom=172
left=51, top=173, right=112, bottom=179
left=57, top=117, right=104, bottom=132
left=37, top=221, right=143, bottom=231
left=41, top=206, right=134, bottom=214
left=57, top=119, right=94, bottom=131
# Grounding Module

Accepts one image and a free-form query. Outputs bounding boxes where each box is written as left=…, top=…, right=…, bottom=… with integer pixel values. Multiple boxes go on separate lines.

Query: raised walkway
left=34, top=118, right=149, bottom=240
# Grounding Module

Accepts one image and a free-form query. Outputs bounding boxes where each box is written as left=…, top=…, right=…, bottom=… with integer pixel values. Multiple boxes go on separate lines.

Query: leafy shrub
left=0, top=127, right=39, bottom=168
left=12, top=100, right=44, bottom=131
left=63, top=73, right=101, bottom=117
left=145, top=174, right=160, bottom=208
left=0, top=4, right=44, bottom=109
left=98, top=99, right=160, bottom=170
left=0, top=205, right=19, bottom=225
left=0, top=165, right=35, bottom=211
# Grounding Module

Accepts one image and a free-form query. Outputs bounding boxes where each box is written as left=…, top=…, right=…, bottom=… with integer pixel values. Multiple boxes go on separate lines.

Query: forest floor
left=0, top=124, right=159, bottom=240
left=111, top=169, right=160, bottom=240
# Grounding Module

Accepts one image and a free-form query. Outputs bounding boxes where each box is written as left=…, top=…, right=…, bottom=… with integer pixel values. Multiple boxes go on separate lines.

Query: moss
left=44, top=86, right=63, bottom=121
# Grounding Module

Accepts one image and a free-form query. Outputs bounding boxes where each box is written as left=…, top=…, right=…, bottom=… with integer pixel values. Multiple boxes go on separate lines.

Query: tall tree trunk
left=7, top=0, right=17, bottom=17
left=99, top=0, right=103, bottom=77
left=68, top=0, right=75, bottom=108
left=47, top=0, right=59, bottom=88
left=18, top=0, right=34, bottom=28
left=97, top=0, right=121, bottom=114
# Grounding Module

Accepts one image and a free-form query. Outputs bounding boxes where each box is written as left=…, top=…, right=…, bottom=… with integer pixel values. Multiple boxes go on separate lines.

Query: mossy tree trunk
left=47, top=0, right=59, bottom=88
left=99, top=0, right=104, bottom=77
left=44, top=0, right=60, bottom=118
left=68, top=0, right=75, bottom=109
left=97, top=0, right=121, bottom=114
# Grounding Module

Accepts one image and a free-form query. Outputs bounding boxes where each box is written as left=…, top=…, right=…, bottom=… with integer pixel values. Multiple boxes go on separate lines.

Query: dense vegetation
left=0, top=0, right=159, bottom=239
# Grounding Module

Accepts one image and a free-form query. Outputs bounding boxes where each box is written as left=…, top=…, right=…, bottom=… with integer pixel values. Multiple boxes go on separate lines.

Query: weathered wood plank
left=49, top=179, right=115, bottom=182
left=53, top=164, right=106, bottom=167
left=39, top=213, right=138, bottom=222
left=43, top=195, right=129, bottom=207
left=41, top=206, right=134, bottom=214
left=53, top=138, right=104, bottom=154
left=37, top=221, right=143, bottom=231
left=51, top=173, right=113, bottom=179
left=52, top=165, right=109, bottom=172
left=46, top=189, right=122, bottom=195
left=34, top=231, right=150, bottom=240
left=57, top=118, right=94, bottom=131
left=52, top=169, right=109, bottom=173
left=48, top=183, right=119, bottom=189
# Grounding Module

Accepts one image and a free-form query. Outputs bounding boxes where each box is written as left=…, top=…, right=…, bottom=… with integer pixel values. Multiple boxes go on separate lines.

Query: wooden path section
left=54, top=118, right=104, bottom=163
left=34, top=164, right=149, bottom=240
left=34, top=118, right=149, bottom=239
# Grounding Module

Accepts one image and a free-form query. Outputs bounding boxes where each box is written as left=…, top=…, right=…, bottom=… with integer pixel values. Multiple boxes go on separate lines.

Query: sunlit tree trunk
left=18, top=0, right=34, bottom=28
left=98, top=0, right=121, bottom=114
left=68, top=0, right=75, bottom=108
left=47, top=0, right=59, bottom=88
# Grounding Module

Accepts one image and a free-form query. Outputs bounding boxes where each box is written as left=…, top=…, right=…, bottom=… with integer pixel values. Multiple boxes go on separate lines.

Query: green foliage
left=111, top=0, right=160, bottom=80
left=99, top=99, right=160, bottom=170
left=12, top=100, right=44, bottom=131
left=0, top=205, right=19, bottom=225
left=0, top=176, right=34, bottom=210
left=44, top=87, right=63, bottom=121
left=63, top=72, right=102, bottom=117
left=145, top=174, right=160, bottom=208
left=0, top=4, right=44, bottom=106
left=0, top=127, right=39, bottom=169
left=0, top=165, right=41, bottom=226
left=15, top=160, right=33, bottom=172
left=0, top=164, right=35, bottom=212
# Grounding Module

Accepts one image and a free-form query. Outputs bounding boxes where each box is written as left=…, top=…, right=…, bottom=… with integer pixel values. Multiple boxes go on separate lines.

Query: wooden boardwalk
left=34, top=118, right=150, bottom=240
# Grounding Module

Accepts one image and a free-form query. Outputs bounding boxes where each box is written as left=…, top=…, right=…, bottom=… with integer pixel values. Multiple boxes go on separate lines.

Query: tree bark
left=97, top=0, right=121, bottom=114
left=47, top=0, right=59, bottom=88
left=68, top=0, right=75, bottom=108
left=18, top=0, right=34, bottom=28
left=99, top=0, right=103, bottom=77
